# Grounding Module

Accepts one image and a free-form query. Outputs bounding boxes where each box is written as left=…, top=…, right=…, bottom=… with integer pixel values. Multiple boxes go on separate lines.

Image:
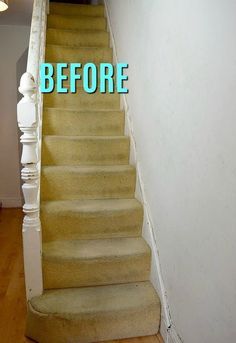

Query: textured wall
left=106, top=1, right=236, bottom=342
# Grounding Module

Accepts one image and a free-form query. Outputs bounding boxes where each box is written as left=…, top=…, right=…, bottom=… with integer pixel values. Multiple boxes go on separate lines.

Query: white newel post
left=17, top=0, right=48, bottom=300
left=17, top=72, right=43, bottom=299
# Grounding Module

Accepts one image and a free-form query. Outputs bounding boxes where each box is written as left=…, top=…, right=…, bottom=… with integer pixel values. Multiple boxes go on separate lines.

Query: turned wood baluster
left=17, top=72, right=43, bottom=299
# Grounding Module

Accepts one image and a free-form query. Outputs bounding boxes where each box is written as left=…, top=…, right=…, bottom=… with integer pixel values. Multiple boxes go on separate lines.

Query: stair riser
left=41, top=205, right=143, bottom=242
left=47, top=29, right=109, bottom=48
left=41, top=168, right=136, bottom=201
left=43, top=253, right=151, bottom=289
left=27, top=297, right=160, bottom=343
left=44, top=93, right=120, bottom=111
left=46, top=46, right=113, bottom=63
left=43, top=109, right=124, bottom=136
left=50, top=3, right=105, bottom=17
left=42, top=137, right=130, bottom=166
left=47, top=15, right=107, bottom=31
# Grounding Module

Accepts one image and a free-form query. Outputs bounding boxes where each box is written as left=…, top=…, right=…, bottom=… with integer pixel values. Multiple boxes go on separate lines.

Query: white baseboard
left=168, top=326, right=183, bottom=343
left=104, top=1, right=176, bottom=340
left=160, top=317, right=169, bottom=342
left=0, top=197, right=23, bottom=208
left=160, top=319, right=183, bottom=343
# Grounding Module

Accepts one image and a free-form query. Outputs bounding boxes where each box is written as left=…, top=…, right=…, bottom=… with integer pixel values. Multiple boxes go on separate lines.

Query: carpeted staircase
left=26, top=2, right=161, bottom=342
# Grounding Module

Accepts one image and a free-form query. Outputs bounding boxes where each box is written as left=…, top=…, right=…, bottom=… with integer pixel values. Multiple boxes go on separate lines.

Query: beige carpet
left=26, top=2, right=161, bottom=342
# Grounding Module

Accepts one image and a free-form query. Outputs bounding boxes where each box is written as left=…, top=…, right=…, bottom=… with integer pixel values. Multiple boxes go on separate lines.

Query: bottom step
left=26, top=281, right=161, bottom=343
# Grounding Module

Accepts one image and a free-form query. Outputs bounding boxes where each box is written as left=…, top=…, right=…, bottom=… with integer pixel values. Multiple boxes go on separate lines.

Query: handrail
left=27, top=0, right=44, bottom=80
left=17, top=0, right=48, bottom=300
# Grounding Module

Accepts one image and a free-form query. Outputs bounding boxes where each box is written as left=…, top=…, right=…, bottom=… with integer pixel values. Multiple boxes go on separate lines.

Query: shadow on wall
left=16, top=47, right=28, bottom=192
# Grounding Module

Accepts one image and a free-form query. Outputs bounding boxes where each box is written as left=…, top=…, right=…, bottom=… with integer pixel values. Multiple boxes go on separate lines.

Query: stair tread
left=47, top=27, right=109, bottom=48
left=42, top=165, right=135, bottom=173
left=45, top=92, right=119, bottom=97
left=48, top=13, right=105, bottom=18
left=51, top=2, right=104, bottom=9
left=43, top=108, right=124, bottom=136
left=30, top=281, right=160, bottom=316
left=41, top=199, right=143, bottom=242
left=43, top=237, right=150, bottom=260
left=44, top=88, right=119, bottom=111
left=42, top=135, right=130, bottom=166
left=43, top=135, right=127, bottom=140
left=46, top=45, right=113, bottom=64
left=41, top=198, right=142, bottom=213
left=48, top=13, right=105, bottom=19
left=44, top=107, right=122, bottom=112
left=41, top=164, right=135, bottom=201
left=27, top=281, right=160, bottom=341
left=46, top=44, right=111, bottom=51
left=50, top=2, right=104, bottom=17
left=47, top=27, right=107, bottom=34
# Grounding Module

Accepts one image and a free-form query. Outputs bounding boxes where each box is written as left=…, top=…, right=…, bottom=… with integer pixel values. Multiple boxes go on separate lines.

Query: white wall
left=106, top=1, right=236, bottom=342
left=0, top=25, right=30, bottom=207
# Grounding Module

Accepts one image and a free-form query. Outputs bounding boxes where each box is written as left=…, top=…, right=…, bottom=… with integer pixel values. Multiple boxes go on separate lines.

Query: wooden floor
left=0, top=208, right=163, bottom=343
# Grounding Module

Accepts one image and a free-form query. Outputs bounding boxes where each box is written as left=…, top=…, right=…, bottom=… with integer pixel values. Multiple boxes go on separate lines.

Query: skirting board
left=161, top=320, right=183, bottom=343
left=1, top=197, right=23, bottom=208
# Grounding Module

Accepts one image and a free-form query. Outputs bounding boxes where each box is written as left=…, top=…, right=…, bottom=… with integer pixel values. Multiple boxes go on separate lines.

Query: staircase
left=24, top=2, right=161, bottom=342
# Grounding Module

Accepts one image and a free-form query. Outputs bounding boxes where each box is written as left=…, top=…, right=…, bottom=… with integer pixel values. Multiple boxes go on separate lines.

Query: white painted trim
left=168, top=326, right=183, bottom=343
left=104, top=1, right=178, bottom=340
left=160, top=319, right=183, bottom=343
left=17, top=0, right=48, bottom=300
left=160, top=318, right=169, bottom=343
left=27, top=0, right=45, bottom=81
left=0, top=197, right=23, bottom=208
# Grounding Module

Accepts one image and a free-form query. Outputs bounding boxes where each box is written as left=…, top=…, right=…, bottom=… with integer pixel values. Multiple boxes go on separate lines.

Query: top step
left=50, top=2, right=105, bottom=17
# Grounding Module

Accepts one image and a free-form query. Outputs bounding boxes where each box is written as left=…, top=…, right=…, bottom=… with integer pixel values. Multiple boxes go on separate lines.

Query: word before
left=40, top=63, right=129, bottom=94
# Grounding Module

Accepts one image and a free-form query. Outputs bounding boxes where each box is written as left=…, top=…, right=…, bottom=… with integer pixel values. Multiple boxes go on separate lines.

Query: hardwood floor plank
left=156, top=334, right=164, bottom=343
left=0, top=208, right=164, bottom=343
